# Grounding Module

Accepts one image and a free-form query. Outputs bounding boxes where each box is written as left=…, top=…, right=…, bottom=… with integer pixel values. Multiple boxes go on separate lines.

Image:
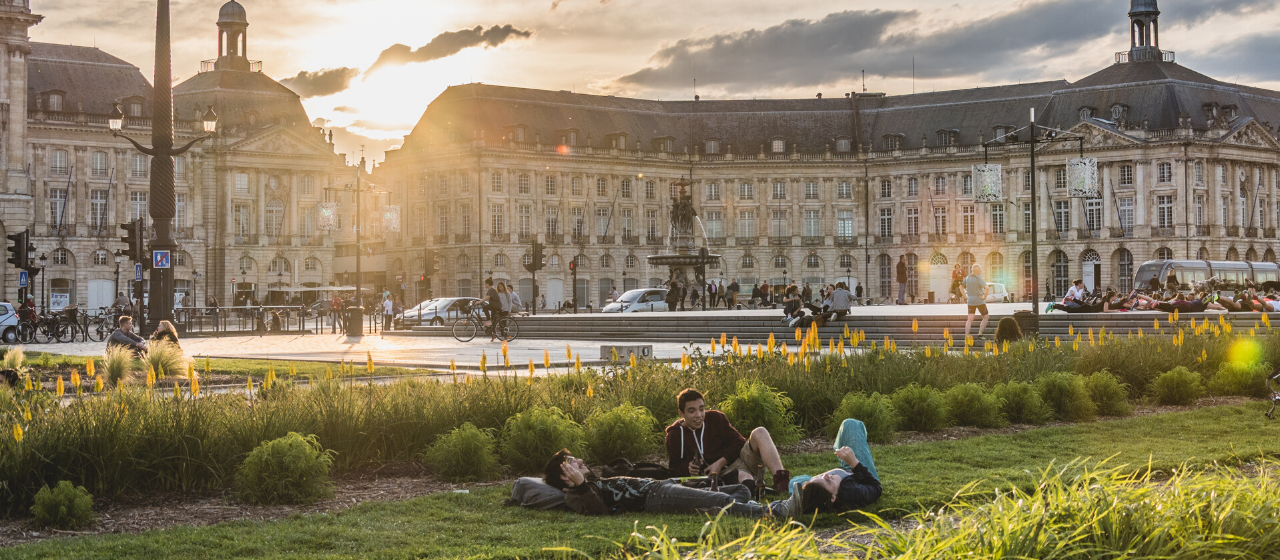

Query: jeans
left=897, top=283, right=907, bottom=305
left=643, top=481, right=764, bottom=517
left=330, top=311, right=342, bottom=333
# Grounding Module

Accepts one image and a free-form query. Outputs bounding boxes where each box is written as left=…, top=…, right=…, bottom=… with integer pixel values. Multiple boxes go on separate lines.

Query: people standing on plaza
left=539, top=293, right=547, bottom=310
left=329, top=293, right=343, bottom=333
left=708, top=281, right=718, bottom=308
left=666, top=389, right=791, bottom=495
left=665, top=280, right=680, bottom=312
left=950, top=264, right=965, bottom=303
left=507, top=284, right=523, bottom=315
left=727, top=279, right=740, bottom=309
left=609, top=286, right=619, bottom=303
left=483, top=278, right=501, bottom=340
left=759, top=280, right=772, bottom=307
left=854, top=282, right=863, bottom=305
left=801, top=283, right=812, bottom=305
left=679, top=281, right=688, bottom=311
left=896, top=256, right=908, bottom=305
left=963, top=264, right=991, bottom=340
left=382, top=295, right=394, bottom=331
left=690, top=286, right=700, bottom=308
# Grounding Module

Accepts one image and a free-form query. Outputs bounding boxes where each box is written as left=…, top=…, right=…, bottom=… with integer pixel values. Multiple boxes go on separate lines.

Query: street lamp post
left=114, top=249, right=124, bottom=303
left=193, top=269, right=201, bottom=309
left=38, top=253, right=47, bottom=312
left=107, top=0, right=217, bottom=335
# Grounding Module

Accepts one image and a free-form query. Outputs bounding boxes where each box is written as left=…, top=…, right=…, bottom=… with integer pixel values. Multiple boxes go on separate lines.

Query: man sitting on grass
left=665, top=389, right=790, bottom=495
left=107, top=315, right=147, bottom=358
left=543, top=449, right=767, bottom=517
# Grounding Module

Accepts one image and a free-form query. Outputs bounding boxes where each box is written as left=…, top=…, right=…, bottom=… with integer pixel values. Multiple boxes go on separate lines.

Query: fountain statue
left=646, top=179, right=721, bottom=301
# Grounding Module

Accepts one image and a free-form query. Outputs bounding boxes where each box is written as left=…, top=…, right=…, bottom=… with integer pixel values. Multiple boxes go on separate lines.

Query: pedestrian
left=609, top=286, right=619, bottom=303
left=690, top=287, right=700, bottom=308
left=896, top=256, right=908, bottom=305
left=727, top=279, right=740, bottom=309
left=759, top=281, right=772, bottom=307
left=329, top=293, right=344, bottom=334
left=802, top=283, right=812, bottom=305
left=963, top=264, right=991, bottom=340
left=508, top=284, right=523, bottom=315
left=679, top=281, right=688, bottom=311
left=708, top=281, right=718, bottom=308
left=854, top=282, right=864, bottom=306
left=665, top=280, right=680, bottom=312
left=381, top=295, right=394, bottom=331
left=208, top=295, right=220, bottom=332
left=539, top=293, right=547, bottom=310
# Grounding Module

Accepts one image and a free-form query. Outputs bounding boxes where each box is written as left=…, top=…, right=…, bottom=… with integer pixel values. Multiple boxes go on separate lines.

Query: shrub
left=1037, top=372, right=1096, bottom=422
left=500, top=407, right=585, bottom=473
left=718, top=381, right=803, bottom=445
left=1, top=345, right=22, bottom=370
left=235, top=432, right=335, bottom=505
left=1151, top=367, right=1204, bottom=406
left=584, top=403, right=660, bottom=462
left=1208, top=361, right=1271, bottom=398
left=993, top=382, right=1051, bottom=425
left=828, top=392, right=898, bottom=443
left=1084, top=370, right=1133, bottom=417
left=103, top=345, right=135, bottom=387
left=30, top=481, right=95, bottom=529
left=890, top=384, right=949, bottom=432
left=421, top=423, right=501, bottom=482
left=142, top=341, right=187, bottom=383
left=944, top=383, right=1007, bottom=429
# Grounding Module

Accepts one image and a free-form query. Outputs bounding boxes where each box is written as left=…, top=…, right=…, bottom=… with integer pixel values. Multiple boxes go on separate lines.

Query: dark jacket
left=896, top=261, right=908, bottom=283
left=664, top=411, right=746, bottom=476
left=108, top=328, right=145, bottom=351
left=562, top=475, right=658, bottom=515
left=832, top=463, right=883, bottom=512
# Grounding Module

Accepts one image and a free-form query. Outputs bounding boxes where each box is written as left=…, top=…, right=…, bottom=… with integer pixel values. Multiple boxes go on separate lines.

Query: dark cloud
left=1186, top=33, right=1280, bottom=83
left=617, top=0, right=1126, bottom=90
left=366, top=24, right=533, bottom=75
left=279, top=67, right=360, bottom=98
left=1160, top=0, right=1274, bottom=23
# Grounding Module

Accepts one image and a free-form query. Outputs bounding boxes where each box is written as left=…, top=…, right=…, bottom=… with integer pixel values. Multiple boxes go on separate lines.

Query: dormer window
left=652, top=136, right=675, bottom=152
left=247, top=111, right=258, bottom=126
left=705, top=139, right=720, bottom=154
left=771, top=138, right=786, bottom=153
left=1079, top=107, right=1095, bottom=120
left=46, top=92, right=64, bottom=112
left=1224, top=105, right=1238, bottom=120
left=1110, top=104, right=1127, bottom=121
left=835, top=137, right=852, bottom=153
left=883, top=134, right=904, bottom=150
left=512, top=126, right=526, bottom=142
left=567, top=131, right=577, bottom=146
left=128, top=101, right=143, bottom=117
left=936, top=129, right=959, bottom=146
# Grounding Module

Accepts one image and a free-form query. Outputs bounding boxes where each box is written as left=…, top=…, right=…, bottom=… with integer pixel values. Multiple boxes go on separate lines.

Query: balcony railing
left=769, top=237, right=791, bottom=246
left=174, top=227, right=193, bottom=239
left=596, top=235, right=614, bottom=244
left=957, top=233, right=977, bottom=243
left=874, top=236, right=893, bottom=245
left=735, top=237, right=757, bottom=246
left=267, top=236, right=289, bottom=245
left=707, top=237, right=726, bottom=246
left=235, top=234, right=259, bottom=245
left=517, top=234, right=535, bottom=244
left=621, top=235, right=639, bottom=245
left=901, top=234, right=920, bottom=245
left=1196, top=226, right=1210, bottom=236
left=300, top=236, right=325, bottom=247
left=1015, top=232, right=1032, bottom=242
left=802, top=236, right=824, bottom=246
left=1154, top=227, right=1176, bottom=238
left=571, top=234, right=588, bottom=245
left=434, top=234, right=449, bottom=244
left=410, top=236, right=426, bottom=246
left=491, top=233, right=510, bottom=243
left=835, top=236, right=857, bottom=247
left=1245, top=227, right=1259, bottom=238
left=89, top=226, right=112, bottom=238
left=47, top=225, right=71, bottom=237
left=1111, top=227, right=1133, bottom=239
left=546, top=234, right=565, bottom=245
left=928, top=233, right=948, bottom=243
left=454, top=233, right=472, bottom=243
left=646, top=235, right=664, bottom=245
left=1051, top=230, right=1070, bottom=240
left=1227, top=226, right=1240, bottom=237
left=1267, top=228, right=1277, bottom=239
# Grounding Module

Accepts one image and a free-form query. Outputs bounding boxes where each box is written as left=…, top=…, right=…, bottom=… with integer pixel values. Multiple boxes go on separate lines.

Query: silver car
left=602, top=289, right=669, bottom=313
left=0, top=302, right=16, bottom=343
left=402, top=297, right=482, bottom=325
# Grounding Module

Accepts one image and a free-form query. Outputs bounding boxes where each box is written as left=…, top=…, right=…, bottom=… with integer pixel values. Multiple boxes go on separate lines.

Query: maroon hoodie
left=664, top=410, right=746, bottom=476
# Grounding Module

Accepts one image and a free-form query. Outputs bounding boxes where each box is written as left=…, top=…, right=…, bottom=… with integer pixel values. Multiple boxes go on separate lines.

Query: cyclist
left=19, top=296, right=36, bottom=322
left=483, top=278, right=501, bottom=340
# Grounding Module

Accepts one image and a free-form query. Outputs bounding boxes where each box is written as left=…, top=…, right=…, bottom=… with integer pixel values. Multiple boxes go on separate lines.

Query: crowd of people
left=1046, top=276, right=1280, bottom=315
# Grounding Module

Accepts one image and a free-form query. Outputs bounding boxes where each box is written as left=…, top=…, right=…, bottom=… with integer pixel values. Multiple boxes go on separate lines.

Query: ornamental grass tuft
left=827, top=392, right=898, bottom=443
left=584, top=402, right=660, bottom=463
left=890, top=384, right=949, bottom=432
left=500, top=407, right=585, bottom=473
left=234, top=432, right=334, bottom=505
left=421, top=422, right=501, bottom=482
left=718, top=380, right=803, bottom=445
left=1152, top=366, right=1204, bottom=406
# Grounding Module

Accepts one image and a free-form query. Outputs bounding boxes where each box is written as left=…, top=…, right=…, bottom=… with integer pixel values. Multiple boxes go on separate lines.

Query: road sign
left=17, top=270, right=27, bottom=288
left=135, top=263, right=143, bottom=281
left=153, top=250, right=171, bottom=269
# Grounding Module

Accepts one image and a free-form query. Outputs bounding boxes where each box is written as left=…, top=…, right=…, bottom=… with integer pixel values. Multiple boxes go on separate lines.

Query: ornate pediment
left=229, top=128, right=329, bottom=155
left=1221, top=119, right=1280, bottom=150
left=1043, top=120, right=1140, bottom=152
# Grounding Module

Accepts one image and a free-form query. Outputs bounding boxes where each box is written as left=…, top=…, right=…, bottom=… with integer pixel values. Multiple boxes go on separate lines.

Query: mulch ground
left=0, top=395, right=1262, bottom=548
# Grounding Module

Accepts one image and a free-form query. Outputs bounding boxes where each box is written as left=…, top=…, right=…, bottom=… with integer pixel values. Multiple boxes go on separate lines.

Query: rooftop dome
left=1129, top=0, right=1159, bottom=15
left=219, top=0, right=248, bottom=24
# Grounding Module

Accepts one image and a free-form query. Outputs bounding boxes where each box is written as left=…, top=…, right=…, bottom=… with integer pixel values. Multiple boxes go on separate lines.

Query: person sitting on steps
left=665, top=389, right=791, bottom=495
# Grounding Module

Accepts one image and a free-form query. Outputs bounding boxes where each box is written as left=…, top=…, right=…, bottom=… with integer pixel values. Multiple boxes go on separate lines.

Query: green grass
left=6, top=400, right=1278, bottom=560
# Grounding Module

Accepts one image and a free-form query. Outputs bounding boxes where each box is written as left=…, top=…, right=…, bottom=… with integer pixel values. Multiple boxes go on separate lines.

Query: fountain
left=646, top=179, right=721, bottom=299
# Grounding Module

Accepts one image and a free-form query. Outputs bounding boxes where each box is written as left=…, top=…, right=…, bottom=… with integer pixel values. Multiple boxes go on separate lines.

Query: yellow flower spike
left=965, top=335, right=974, bottom=347
left=726, top=353, right=735, bottom=364
left=1202, top=349, right=1208, bottom=361
left=93, top=375, right=103, bottom=392
left=191, top=361, right=198, bottom=379
left=1225, top=323, right=1233, bottom=334
left=841, top=357, right=848, bottom=367
left=1139, top=327, right=1145, bottom=338
left=942, top=327, right=950, bottom=340
left=71, top=370, right=81, bottom=390
left=502, top=340, right=509, bottom=358
left=1263, top=313, right=1271, bottom=327
left=721, top=333, right=727, bottom=347
left=544, top=349, right=551, bottom=369
left=843, top=324, right=851, bottom=338
left=1002, top=340, right=1010, bottom=353
left=1029, top=342, right=1035, bottom=352
left=963, top=346, right=970, bottom=356
left=1251, top=328, right=1257, bottom=337
left=787, top=352, right=796, bottom=365
left=1055, top=336, right=1060, bottom=348
left=1154, top=318, right=1160, bottom=331
left=480, top=351, right=488, bottom=374
left=1174, top=309, right=1180, bottom=322
left=710, top=339, right=717, bottom=353
left=795, top=327, right=802, bottom=342
left=732, top=336, right=740, bottom=354
left=993, top=345, right=999, bottom=357
left=246, top=375, right=253, bottom=393
left=610, top=347, right=619, bottom=363
left=911, top=318, right=918, bottom=334
left=85, top=358, right=94, bottom=378
left=586, top=385, right=593, bottom=398
left=1069, top=324, right=1074, bottom=336
left=23, top=374, right=31, bottom=391
left=191, top=376, right=199, bottom=397
left=367, top=351, right=375, bottom=374
left=1088, top=327, right=1094, bottom=341
left=173, top=381, right=180, bottom=398
left=1073, top=338, right=1079, bottom=351
left=13, top=424, right=22, bottom=444
left=566, top=344, right=573, bottom=361
left=529, top=359, right=536, bottom=377
left=145, top=368, right=154, bottom=388
left=574, top=354, right=581, bottom=372
left=629, top=353, right=637, bottom=368
left=767, top=332, right=776, bottom=353
left=22, top=404, right=31, bottom=422
left=829, top=338, right=835, bottom=354
left=925, top=346, right=931, bottom=358
left=838, top=339, right=844, bottom=354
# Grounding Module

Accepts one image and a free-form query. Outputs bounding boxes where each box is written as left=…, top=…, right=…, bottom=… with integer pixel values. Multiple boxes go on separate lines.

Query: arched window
left=838, top=254, right=853, bottom=269
left=878, top=254, right=892, bottom=297
left=1117, top=248, right=1133, bottom=293
left=1227, top=247, right=1240, bottom=261
left=1051, top=251, right=1070, bottom=297
left=1155, top=247, right=1173, bottom=260
left=806, top=254, right=820, bottom=268
left=906, top=253, right=920, bottom=296
left=239, top=256, right=254, bottom=272
left=1198, top=247, right=1210, bottom=260
left=600, top=254, right=613, bottom=268
left=1266, top=248, right=1277, bottom=263
left=572, top=254, right=588, bottom=268
left=265, top=199, right=284, bottom=237
left=1021, top=251, right=1033, bottom=297
left=269, top=257, right=291, bottom=273
left=495, top=254, right=507, bottom=267
left=305, top=257, right=320, bottom=271
left=740, top=255, right=756, bottom=268
left=987, top=252, right=1005, bottom=285
left=959, top=252, right=975, bottom=275
left=522, top=254, right=533, bottom=266
left=625, top=254, right=637, bottom=268
left=548, top=255, right=560, bottom=268
left=52, top=248, right=71, bottom=266
left=93, top=250, right=109, bottom=266
left=458, top=254, right=470, bottom=269
left=1247, top=247, right=1258, bottom=262
left=773, top=255, right=787, bottom=269
left=174, top=252, right=187, bottom=267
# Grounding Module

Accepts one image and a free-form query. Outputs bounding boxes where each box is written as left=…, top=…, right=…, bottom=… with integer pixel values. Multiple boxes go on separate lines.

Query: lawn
left=5, top=400, right=1278, bottom=560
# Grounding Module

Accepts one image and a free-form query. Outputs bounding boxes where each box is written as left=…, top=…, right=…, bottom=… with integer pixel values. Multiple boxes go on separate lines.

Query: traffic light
left=568, top=260, right=575, bottom=273
left=422, top=248, right=438, bottom=278
left=525, top=241, right=546, bottom=273
left=5, top=230, right=27, bottom=270
left=120, top=220, right=141, bottom=262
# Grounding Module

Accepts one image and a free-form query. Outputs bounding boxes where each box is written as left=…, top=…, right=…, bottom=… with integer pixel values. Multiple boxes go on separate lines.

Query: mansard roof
left=28, top=42, right=152, bottom=115
left=174, top=69, right=312, bottom=135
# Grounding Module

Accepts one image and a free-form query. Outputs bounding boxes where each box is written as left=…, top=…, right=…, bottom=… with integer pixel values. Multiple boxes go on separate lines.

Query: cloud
left=1188, top=33, right=1280, bottom=83
left=280, top=67, right=360, bottom=98
left=615, top=0, right=1124, bottom=91
left=332, top=106, right=358, bottom=113
left=1160, top=0, right=1274, bottom=23
left=366, top=24, right=533, bottom=75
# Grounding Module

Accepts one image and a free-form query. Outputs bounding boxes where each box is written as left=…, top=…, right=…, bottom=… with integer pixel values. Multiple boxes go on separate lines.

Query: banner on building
left=318, top=202, right=337, bottom=230
left=1067, top=157, right=1100, bottom=198
left=972, top=164, right=1003, bottom=203
left=381, top=205, right=401, bottom=233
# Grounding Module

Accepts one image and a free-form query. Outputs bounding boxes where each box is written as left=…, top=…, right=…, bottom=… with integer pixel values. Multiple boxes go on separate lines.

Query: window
left=596, top=178, right=607, bottom=196
left=545, top=175, right=557, bottom=195
left=1195, top=162, right=1204, bottom=184
left=545, top=206, right=559, bottom=235
left=94, top=250, right=109, bottom=266
left=488, top=171, right=502, bottom=193
left=50, top=149, right=68, bottom=174
left=1217, top=164, right=1226, bottom=185
left=772, top=139, right=785, bottom=153
left=599, top=254, right=612, bottom=268
left=620, top=209, right=632, bottom=237
left=738, top=210, right=756, bottom=238
left=805, top=182, right=818, bottom=200
left=1054, top=168, right=1067, bottom=189
left=962, top=175, right=973, bottom=195
left=625, top=254, right=638, bottom=268
left=806, top=254, right=820, bottom=268
left=837, top=210, right=853, bottom=238
left=128, top=102, right=142, bottom=117
left=705, top=140, right=719, bottom=154
left=305, top=257, right=318, bottom=271
left=771, top=210, right=788, bottom=237
left=91, top=152, right=108, bottom=177
left=621, top=179, right=632, bottom=198
left=269, top=257, right=290, bottom=273
left=90, top=190, right=108, bottom=227
left=234, top=204, right=251, bottom=236
left=460, top=174, right=470, bottom=195
left=1117, top=249, right=1133, bottom=293
left=962, top=205, right=975, bottom=235
left=741, top=255, right=755, bottom=268
left=878, top=254, right=892, bottom=296
left=1119, top=165, right=1133, bottom=186
left=48, top=188, right=67, bottom=224
left=1022, top=251, right=1033, bottom=296
left=878, top=208, right=893, bottom=237
left=836, top=138, right=852, bottom=152
left=437, top=207, right=448, bottom=235
left=176, top=192, right=187, bottom=228
left=303, top=206, right=317, bottom=237
left=838, top=254, right=853, bottom=269
left=1023, top=202, right=1032, bottom=233
left=774, top=255, right=787, bottom=269
left=772, top=182, right=786, bottom=200
left=1023, top=170, right=1032, bottom=191
left=644, top=181, right=655, bottom=199
left=1053, top=201, right=1069, bottom=232
left=519, top=174, right=531, bottom=194
left=934, top=176, right=946, bottom=195
left=47, top=92, right=63, bottom=112
left=495, top=254, right=508, bottom=268
left=1221, top=196, right=1229, bottom=227
left=519, top=205, right=532, bottom=236
left=706, top=183, right=720, bottom=200
left=906, top=254, right=918, bottom=295
left=1194, top=195, right=1205, bottom=227
left=837, top=181, right=852, bottom=199
left=1240, top=188, right=1248, bottom=226
left=1085, top=199, right=1101, bottom=231
left=933, top=207, right=948, bottom=235
left=646, top=210, right=658, bottom=238
left=594, top=208, right=609, bottom=236
left=907, top=178, right=918, bottom=196
left=706, top=211, right=723, bottom=238
left=235, top=172, right=249, bottom=194
left=265, top=200, right=284, bottom=237
left=988, top=253, right=1005, bottom=285
left=174, top=156, right=185, bottom=178
left=52, top=248, right=69, bottom=265
left=131, top=154, right=148, bottom=178
left=804, top=210, right=820, bottom=237
left=300, top=175, right=313, bottom=195
left=1157, top=162, right=1172, bottom=183
left=739, top=183, right=754, bottom=200
left=906, top=207, right=919, bottom=236
left=460, top=204, right=472, bottom=235
left=1157, top=195, right=1174, bottom=229
left=490, top=203, right=506, bottom=235
left=129, top=191, right=148, bottom=221
left=1052, top=251, right=1070, bottom=296
left=459, top=254, right=472, bottom=269
left=880, top=180, right=891, bottom=198
left=1156, top=247, right=1173, bottom=260
left=991, top=205, right=1005, bottom=234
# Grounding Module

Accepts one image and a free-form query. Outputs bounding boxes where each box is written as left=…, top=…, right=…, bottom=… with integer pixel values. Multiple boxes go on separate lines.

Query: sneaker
left=772, top=469, right=791, bottom=494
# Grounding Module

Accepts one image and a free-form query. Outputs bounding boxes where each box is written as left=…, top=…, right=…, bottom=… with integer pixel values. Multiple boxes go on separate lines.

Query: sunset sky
left=30, top=0, right=1280, bottom=162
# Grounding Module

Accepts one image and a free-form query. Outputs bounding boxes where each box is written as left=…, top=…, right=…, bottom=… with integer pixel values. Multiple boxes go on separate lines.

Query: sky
left=29, top=0, right=1280, bottom=164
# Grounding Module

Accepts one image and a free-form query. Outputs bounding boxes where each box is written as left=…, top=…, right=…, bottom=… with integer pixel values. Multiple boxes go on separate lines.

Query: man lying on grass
left=795, top=419, right=882, bottom=515
left=666, top=388, right=791, bottom=495
left=543, top=449, right=768, bottom=517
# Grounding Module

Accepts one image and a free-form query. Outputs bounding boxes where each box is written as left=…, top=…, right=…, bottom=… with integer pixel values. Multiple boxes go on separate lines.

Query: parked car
left=602, top=289, right=669, bottom=313
left=402, top=297, right=481, bottom=326
left=0, top=302, right=16, bottom=343
left=985, top=282, right=1011, bottom=303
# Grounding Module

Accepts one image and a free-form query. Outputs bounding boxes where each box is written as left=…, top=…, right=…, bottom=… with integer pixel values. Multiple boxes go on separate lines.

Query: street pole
left=1030, top=108, right=1040, bottom=316
left=355, top=158, right=363, bottom=317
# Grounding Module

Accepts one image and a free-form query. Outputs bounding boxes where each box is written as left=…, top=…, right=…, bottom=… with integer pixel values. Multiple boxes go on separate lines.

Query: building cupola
left=1126, top=0, right=1165, bottom=62
left=215, top=0, right=250, bottom=71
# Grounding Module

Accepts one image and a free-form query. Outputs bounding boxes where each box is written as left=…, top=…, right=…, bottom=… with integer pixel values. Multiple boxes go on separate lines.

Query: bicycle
left=451, top=303, right=519, bottom=342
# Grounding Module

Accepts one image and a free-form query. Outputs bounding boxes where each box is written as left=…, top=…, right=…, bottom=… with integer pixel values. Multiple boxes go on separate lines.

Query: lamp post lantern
left=107, top=0, right=218, bottom=335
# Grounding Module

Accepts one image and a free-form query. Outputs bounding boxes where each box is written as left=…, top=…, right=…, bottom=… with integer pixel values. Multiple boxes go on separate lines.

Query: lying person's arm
left=835, top=463, right=882, bottom=510
left=562, top=482, right=610, bottom=516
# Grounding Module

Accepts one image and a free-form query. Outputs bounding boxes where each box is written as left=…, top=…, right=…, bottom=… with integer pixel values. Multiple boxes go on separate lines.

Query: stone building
left=1, top=0, right=354, bottom=311
left=379, top=0, right=1280, bottom=308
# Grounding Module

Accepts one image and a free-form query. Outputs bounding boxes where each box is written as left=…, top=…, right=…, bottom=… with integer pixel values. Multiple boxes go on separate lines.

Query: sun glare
left=1226, top=338, right=1262, bottom=366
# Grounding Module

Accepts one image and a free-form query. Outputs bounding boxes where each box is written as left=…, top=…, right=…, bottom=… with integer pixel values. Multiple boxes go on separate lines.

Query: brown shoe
left=772, top=469, right=791, bottom=494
